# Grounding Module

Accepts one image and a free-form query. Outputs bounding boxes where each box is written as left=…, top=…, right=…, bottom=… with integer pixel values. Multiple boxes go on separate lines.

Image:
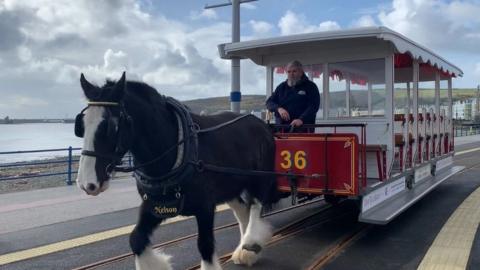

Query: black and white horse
left=75, top=72, right=279, bottom=270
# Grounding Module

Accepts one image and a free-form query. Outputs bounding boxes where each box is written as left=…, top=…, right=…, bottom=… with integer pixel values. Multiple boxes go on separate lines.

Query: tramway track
left=71, top=198, right=325, bottom=270
left=185, top=201, right=358, bottom=270
left=303, top=158, right=480, bottom=270
left=303, top=224, right=370, bottom=270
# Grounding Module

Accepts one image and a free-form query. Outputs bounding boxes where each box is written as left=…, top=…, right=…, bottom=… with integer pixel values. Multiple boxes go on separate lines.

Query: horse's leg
left=226, top=198, right=251, bottom=264
left=236, top=199, right=272, bottom=266
left=196, top=206, right=222, bottom=270
left=131, top=203, right=171, bottom=270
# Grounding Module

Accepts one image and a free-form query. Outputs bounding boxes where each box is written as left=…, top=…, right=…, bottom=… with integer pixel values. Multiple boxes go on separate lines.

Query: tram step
left=359, top=165, right=465, bottom=225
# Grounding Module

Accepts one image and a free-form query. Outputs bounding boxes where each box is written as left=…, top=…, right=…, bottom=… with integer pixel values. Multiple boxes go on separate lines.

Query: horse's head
left=75, top=72, right=132, bottom=195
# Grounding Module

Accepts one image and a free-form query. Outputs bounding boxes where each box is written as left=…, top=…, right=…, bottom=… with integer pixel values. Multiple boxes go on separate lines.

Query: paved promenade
left=0, top=174, right=139, bottom=235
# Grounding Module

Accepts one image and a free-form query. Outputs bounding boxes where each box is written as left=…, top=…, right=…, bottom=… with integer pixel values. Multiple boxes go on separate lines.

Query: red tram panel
left=275, top=133, right=359, bottom=196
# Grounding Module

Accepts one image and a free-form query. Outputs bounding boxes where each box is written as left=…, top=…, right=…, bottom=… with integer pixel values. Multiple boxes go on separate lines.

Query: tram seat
left=394, top=114, right=406, bottom=124
left=444, top=132, right=450, bottom=155
left=395, top=133, right=414, bottom=146
left=395, top=133, right=415, bottom=170
left=365, top=144, right=387, bottom=181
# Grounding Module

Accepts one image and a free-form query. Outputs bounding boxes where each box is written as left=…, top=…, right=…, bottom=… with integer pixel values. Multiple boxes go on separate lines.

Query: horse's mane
left=102, top=79, right=167, bottom=107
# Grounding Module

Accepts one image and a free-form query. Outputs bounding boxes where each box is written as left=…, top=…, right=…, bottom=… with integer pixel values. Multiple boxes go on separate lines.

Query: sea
left=0, top=123, right=83, bottom=164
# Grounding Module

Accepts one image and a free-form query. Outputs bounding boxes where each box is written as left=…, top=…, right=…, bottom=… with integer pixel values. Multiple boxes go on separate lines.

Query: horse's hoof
left=242, top=243, right=262, bottom=254
left=232, top=248, right=259, bottom=266
left=231, top=247, right=241, bottom=264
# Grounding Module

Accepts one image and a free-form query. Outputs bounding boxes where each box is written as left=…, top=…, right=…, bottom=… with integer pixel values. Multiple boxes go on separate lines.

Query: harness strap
left=196, top=114, right=253, bottom=134
left=81, top=150, right=121, bottom=161
left=190, top=161, right=324, bottom=179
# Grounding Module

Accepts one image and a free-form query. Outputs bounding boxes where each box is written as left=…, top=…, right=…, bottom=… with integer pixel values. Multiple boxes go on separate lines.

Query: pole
left=231, top=0, right=241, bottom=113
left=477, top=84, right=480, bottom=119
left=67, top=146, right=72, bottom=185
left=205, top=0, right=258, bottom=113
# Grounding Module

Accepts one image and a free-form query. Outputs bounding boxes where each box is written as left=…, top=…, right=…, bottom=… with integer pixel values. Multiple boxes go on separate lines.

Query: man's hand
left=290, top=119, right=303, bottom=127
left=277, top=107, right=290, bottom=121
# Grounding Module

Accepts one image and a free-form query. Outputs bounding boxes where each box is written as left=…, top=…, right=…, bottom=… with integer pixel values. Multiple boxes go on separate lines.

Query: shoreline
left=0, top=156, right=80, bottom=194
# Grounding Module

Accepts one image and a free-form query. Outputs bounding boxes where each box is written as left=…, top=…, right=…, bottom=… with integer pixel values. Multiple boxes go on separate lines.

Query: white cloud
left=241, top=3, right=257, bottom=10
left=249, top=20, right=273, bottom=36
left=278, top=10, right=341, bottom=35
left=378, top=0, right=480, bottom=53
left=475, top=62, right=480, bottom=77
left=318, top=21, right=341, bottom=31
left=0, top=0, right=236, bottom=118
left=17, top=46, right=32, bottom=62
left=103, top=49, right=128, bottom=71
left=190, top=9, right=218, bottom=20
left=351, top=15, right=377, bottom=28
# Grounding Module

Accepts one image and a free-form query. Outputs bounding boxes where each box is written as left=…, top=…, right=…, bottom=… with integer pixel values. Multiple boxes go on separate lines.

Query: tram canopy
left=219, top=26, right=463, bottom=78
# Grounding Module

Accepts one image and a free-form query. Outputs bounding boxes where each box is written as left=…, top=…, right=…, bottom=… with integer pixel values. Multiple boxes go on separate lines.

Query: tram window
left=329, top=59, right=385, bottom=118
left=372, top=84, right=386, bottom=116
left=273, top=64, right=324, bottom=120
left=440, top=80, right=449, bottom=117
left=394, top=82, right=410, bottom=115
left=419, top=64, right=437, bottom=111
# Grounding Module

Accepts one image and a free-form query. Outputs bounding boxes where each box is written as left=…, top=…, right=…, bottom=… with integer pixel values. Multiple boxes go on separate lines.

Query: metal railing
left=0, top=147, right=132, bottom=185
left=454, top=125, right=480, bottom=137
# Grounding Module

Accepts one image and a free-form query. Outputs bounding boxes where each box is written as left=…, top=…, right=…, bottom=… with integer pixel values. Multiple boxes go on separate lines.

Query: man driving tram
left=266, top=60, right=320, bottom=131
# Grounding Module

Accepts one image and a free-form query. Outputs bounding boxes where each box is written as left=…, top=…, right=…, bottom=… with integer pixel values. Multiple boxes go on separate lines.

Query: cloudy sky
left=0, top=0, right=479, bottom=118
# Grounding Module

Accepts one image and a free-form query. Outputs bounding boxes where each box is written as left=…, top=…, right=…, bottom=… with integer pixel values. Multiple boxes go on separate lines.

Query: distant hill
left=1, top=89, right=477, bottom=123
left=183, top=95, right=267, bottom=114
left=182, top=89, right=478, bottom=115
left=182, top=92, right=385, bottom=114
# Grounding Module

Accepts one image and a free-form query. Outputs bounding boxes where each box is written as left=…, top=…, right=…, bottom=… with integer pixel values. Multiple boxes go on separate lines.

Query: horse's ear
left=80, top=73, right=99, bottom=100
left=112, top=72, right=126, bottom=102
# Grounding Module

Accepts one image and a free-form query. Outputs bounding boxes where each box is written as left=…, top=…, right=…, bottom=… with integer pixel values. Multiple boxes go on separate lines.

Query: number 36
left=280, top=150, right=307, bottom=170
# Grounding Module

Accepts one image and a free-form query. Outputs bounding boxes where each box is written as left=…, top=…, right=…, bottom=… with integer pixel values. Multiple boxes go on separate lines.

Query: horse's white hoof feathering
left=135, top=247, right=172, bottom=270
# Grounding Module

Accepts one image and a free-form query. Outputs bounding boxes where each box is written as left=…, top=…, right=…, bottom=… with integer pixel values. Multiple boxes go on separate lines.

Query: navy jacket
left=266, top=75, right=320, bottom=125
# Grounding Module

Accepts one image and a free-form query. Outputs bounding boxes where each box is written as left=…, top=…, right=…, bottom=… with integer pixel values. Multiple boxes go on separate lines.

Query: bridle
left=75, top=101, right=132, bottom=172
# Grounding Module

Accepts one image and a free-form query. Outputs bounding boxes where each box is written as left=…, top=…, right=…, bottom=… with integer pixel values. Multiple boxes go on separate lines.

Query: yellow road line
left=456, top=147, right=480, bottom=156
left=417, top=186, right=480, bottom=270
left=0, top=204, right=229, bottom=266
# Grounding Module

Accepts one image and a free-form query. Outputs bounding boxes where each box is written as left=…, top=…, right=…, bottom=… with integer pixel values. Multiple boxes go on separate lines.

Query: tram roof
left=219, top=26, right=463, bottom=77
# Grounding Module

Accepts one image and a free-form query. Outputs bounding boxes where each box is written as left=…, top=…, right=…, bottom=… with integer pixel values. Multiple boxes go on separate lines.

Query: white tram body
left=219, top=27, right=465, bottom=224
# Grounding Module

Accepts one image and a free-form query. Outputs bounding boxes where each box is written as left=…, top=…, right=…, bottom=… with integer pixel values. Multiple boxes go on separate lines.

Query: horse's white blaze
left=76, top=106, right=105, bottom=195
left=135, top=247, right=172, bottom=270
left=200, top=253, right=222, bottom=270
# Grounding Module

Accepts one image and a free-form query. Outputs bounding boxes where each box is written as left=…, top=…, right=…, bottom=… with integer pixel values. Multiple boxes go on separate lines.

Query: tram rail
left=71, top=151, right=480, bottom=270
left=189, top=152, right=480, bottom=270
left=304, top=156, right=480, bottom=270
left=71, top=198, right=327, bottom=270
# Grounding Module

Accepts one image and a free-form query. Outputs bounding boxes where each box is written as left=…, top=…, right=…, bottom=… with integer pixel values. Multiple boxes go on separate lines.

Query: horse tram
left=75, top=26, right=464, bottom=270
left=219, top=26, right=464, bottom=225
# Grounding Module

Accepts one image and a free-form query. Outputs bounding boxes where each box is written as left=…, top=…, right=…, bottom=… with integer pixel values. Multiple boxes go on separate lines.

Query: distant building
left=453, top=98, right=478, bottom=120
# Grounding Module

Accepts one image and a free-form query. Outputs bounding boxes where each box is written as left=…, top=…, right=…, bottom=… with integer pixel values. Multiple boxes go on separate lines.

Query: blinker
left=74, top=102, right=121, bottom=138
left=75, top=113, right=85, bottom=138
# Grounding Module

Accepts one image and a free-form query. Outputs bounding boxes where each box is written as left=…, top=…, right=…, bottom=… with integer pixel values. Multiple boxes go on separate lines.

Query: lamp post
left=477, top=84, right=480, bottom=117
left=205, top=0, right=259, bottom=113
